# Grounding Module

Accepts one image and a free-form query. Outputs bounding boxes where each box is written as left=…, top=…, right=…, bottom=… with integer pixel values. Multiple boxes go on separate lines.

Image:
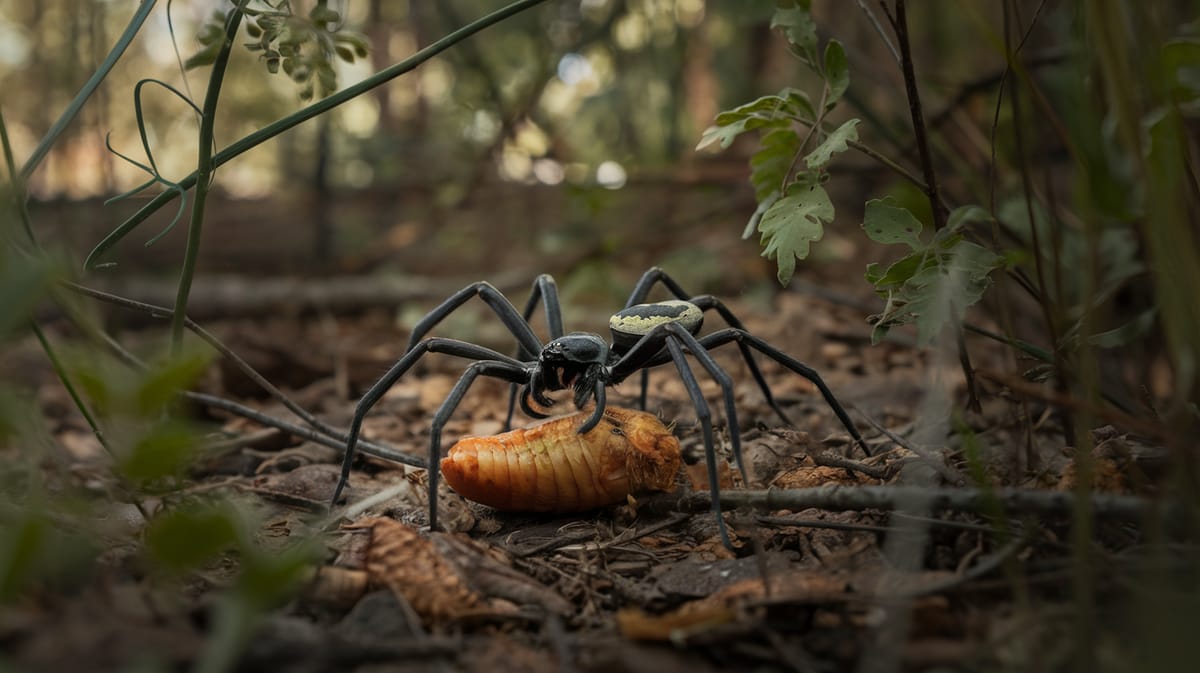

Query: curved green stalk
left=21, top=0, right=157, bottom=181
left=170, top=6, right=244, bottom=351
left=1, top=109, right=35, bottom=245
left=86, top=0, right=552, bottom=269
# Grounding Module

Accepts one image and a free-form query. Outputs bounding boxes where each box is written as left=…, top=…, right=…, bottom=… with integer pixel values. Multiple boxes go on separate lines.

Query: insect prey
left=440, top=407, right=681, bottom=512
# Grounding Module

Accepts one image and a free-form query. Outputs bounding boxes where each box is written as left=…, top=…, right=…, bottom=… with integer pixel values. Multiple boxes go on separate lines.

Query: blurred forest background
left=4, top=0, right=1014, bottom=304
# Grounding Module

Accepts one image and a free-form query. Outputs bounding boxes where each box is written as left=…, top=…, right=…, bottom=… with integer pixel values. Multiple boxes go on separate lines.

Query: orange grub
left=440, top=407, right=681, bottom=512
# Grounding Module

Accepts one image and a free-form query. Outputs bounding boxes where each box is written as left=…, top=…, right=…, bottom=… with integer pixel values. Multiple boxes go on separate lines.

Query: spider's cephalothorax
left=531, top=333, right=613, bottom=411
left=332, top=268, right=869, bottom=548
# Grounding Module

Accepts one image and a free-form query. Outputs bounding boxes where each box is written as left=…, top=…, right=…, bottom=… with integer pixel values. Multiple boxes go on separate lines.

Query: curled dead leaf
left=345, top=517, right=571, bottom=626
left=302, top=566, right=369, bottom=609
left=771, top=464, right=870, bottom=489
left=349, top=517, right=480, bottom=625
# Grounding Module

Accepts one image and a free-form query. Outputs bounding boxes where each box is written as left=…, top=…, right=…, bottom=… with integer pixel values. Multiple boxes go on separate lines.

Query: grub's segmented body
left=440, top=407, right=680, bottom=512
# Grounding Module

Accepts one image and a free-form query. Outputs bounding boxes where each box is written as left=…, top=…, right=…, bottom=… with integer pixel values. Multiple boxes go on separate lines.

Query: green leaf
left=869, top=240, right=1003, bottom=345
left=866, top=250, right=929, bottom=289
left=1090, top=307, right=1157, bottom=348
left=805, top=118, right=860, bottom=169
left=946, top=204, right=994, bottom=232
left=136, top=347, right=212, bottom=415
left=771, top=6, right=818, bottom=68
left=862, top=198, right=924, bottom=249
left=758, top=181, right=833, bottom=285
left=184, top=42, right=221, bottom=70
left=237, top=540, right=323, bottom=609
left=781, top=88, right=817, bottom=122
left=120, top=420, right=199, bottom=485
left=145, top=504, right=240, bottom=573
left=1162, top=38, right=1200, bottom=103
left=0, top=252, right=59, bottom=340
left=743, top=190, right=780, bottom=240
left=334, top=31, right=371, bottom=58
left=824, top=39, right=849, bottom=105
left=714, top=94, right=789, bottom=124
left=749, top=128, right=800, bottom=201
left=697, top=118, right=749, bottom=151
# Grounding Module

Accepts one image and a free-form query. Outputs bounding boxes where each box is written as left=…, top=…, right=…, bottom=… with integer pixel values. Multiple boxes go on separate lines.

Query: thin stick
left=67, top=282, right=365, bottom=445
left=651, top=486, right=1180, bottom=522
left=91, top=320, right=424, bottom=468
left=891, top=0, right=947, bottom=230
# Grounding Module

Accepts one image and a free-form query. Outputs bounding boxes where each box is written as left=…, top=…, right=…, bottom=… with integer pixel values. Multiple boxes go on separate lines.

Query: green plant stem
left=0, top=110, right=36, bottom=246
left=29, top=322, right=108, bottom=454
left=29, top=321, right=150, bottom=521
left=171, top=6, right=243, bottom=353
left=86, top=0, right=552, bottom=269
left=21, top=1, right=157, bottom=181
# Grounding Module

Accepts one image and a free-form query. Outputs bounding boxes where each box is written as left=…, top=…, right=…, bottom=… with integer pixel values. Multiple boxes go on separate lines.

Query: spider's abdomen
left=609, top=300, right=703, bottom=350
left=440, top=407, right=680, bottom=512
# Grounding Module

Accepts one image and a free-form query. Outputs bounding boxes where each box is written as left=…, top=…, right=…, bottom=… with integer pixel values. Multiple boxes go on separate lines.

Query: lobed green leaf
left=771, top=5, right=818, bottom=68
left=749, top=128, right=800, bottom=201
left=805, top=118, right=860, bottom=169
left=758, top=180, right=833, bottom=285
left=862, top=198, right=924, bottom=249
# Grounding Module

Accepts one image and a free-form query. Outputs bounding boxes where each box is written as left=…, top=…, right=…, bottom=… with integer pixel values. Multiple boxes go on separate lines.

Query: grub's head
left=599, top=407, right=681, bottom=494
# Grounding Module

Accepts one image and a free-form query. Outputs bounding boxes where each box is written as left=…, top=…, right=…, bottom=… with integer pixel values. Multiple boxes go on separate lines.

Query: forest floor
left=2, top=205, right=1187, bottom=673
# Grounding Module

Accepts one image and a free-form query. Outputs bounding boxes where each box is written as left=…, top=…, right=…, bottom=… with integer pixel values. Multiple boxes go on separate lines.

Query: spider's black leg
left=610, top=325, right=735, bottom=549
left=623, top=266, right=690, bottom=307
left=696, top=328, right=870, bottom=456
left=625, top=268, right=686, bottom=411
left=332, top=338, right=526, bottom=508
left=691, top=295, right=792, bottom=426
left=662, top=337, right=733, bottom=550
left=405, top=281, right=543, bottom=356
left=506, top=275, right=564, bottom=430
left=621, top=268, right=789, bottom=425
left=663, top=324, right=745, bottom=482
left=426, top=359, right=529, bottom=531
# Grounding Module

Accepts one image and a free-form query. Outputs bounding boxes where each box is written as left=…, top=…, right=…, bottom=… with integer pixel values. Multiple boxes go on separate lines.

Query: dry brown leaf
left=302, top=566, right=369, bottom=609
left=772, top=464, right=867, bottom=489
left=350, top=517, right=480, bottom=624
left=619, top=569, right=851, bottom=641
left=346, top=517, right=572, bottom=625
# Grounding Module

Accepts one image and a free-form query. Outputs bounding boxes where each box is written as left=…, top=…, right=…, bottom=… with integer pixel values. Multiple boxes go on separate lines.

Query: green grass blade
left=20, top=0, right=157, bottom=180
left=86, top=0, right=552, bottom=270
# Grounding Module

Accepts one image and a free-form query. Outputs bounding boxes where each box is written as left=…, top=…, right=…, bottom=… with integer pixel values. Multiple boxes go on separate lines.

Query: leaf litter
left=4, top=285, right=1187, bottom=673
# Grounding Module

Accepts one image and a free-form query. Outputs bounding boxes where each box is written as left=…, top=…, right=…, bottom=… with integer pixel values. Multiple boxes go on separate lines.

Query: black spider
left=332, top=267, right=868, bottom=546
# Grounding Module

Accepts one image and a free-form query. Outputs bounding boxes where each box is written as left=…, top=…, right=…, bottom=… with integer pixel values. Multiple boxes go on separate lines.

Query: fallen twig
left=647, top=485, right=1183, bottom=522
left=187, top=392, right=425, bottom=468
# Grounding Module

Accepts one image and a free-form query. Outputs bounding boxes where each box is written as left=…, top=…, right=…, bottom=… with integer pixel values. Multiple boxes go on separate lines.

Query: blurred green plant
left=0, top=2, right=556, bottom=670
left=699, top=0, right=1200, bottom=421
left=702, top=2, right=1200, bottom=668
left=699, top=0, right=1005, bottom=348
left=190, top=0, right=370, bottom=101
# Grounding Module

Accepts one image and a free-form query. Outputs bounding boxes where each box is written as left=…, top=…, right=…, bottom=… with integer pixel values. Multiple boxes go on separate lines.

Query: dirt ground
left=2, top=192, right=1184, bottom=673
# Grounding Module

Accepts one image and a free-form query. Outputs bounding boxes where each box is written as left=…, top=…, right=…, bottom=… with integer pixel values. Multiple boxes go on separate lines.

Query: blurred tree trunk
left=312, top=115, right=332, bottom=266
left=683, top=23, right=717, bottom=157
